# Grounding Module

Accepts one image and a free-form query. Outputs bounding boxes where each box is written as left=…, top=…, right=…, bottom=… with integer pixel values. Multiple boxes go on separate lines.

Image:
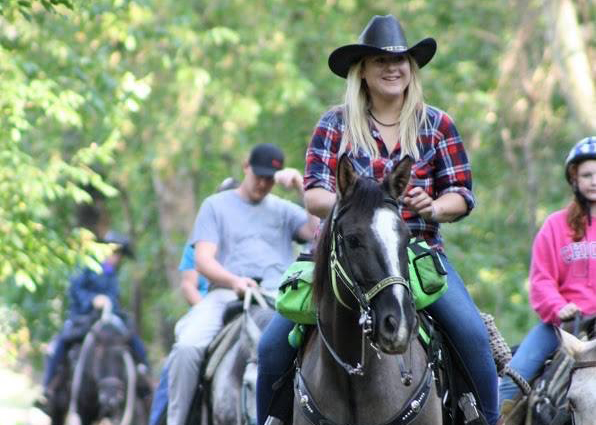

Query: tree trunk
left=152, top=168, right=197, bottom=290
left=552, top=0, right=596, bottom=132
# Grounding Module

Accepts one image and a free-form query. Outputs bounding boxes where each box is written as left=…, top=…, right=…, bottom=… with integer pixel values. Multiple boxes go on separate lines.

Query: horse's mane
left=312, top=177, right=386, bottom=305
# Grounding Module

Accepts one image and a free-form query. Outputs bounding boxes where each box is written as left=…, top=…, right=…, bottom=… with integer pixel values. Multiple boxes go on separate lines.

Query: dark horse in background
left=50, top=299, right=150, bottom=425
left=293, top=155, right=444, bottom=425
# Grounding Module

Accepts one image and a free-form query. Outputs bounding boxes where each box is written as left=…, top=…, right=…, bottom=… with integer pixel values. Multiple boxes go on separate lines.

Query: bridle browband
left=570, top=360, right=596, bottom=373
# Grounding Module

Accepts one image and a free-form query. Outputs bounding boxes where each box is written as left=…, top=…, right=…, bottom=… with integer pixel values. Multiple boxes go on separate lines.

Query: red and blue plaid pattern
left=304, top=105, right=474, bottom=250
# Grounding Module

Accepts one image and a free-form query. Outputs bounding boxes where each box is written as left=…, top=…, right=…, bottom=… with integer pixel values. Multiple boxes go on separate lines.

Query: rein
left=570, top=360, right=596, bottom=373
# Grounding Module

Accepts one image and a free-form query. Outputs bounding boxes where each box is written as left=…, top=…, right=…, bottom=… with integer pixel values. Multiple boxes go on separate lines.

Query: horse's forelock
left=349, top=177, right=385, bottom=215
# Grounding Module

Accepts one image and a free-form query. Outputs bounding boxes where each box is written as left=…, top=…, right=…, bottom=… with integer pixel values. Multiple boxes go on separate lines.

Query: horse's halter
left=318, top=197, right=411, bottom=375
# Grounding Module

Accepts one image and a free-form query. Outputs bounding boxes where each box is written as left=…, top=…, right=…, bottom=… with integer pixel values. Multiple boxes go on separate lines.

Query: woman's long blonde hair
left=340, top=55, right=428, bottom=161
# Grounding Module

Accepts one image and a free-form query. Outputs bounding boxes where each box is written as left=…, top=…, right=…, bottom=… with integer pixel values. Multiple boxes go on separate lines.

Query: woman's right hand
left=558, top=302, right=580, bottom=321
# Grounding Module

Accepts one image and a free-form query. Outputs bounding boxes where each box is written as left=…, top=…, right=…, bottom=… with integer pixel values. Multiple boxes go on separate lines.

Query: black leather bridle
left=319, top=197, right=413, bottom=375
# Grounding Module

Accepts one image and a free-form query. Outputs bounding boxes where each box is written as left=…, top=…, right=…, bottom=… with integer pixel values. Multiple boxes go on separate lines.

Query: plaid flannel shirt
left=304, top=105, right=475, bottom=250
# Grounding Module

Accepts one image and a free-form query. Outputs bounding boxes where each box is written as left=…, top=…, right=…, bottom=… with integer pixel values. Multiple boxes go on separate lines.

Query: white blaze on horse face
left=371, top=208, right=409, bottom=339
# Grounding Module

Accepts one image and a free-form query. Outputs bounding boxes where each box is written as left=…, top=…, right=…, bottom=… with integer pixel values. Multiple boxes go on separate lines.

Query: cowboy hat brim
left=328, top=37, right=437, bottom=79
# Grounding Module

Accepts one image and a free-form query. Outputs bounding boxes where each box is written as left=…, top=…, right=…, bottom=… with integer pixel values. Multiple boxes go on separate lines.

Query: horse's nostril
left=384, top=315, right=398, bottom=334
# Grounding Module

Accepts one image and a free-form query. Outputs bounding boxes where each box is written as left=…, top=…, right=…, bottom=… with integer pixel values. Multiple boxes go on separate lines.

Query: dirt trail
left=0, top=363, right=49, bottom=425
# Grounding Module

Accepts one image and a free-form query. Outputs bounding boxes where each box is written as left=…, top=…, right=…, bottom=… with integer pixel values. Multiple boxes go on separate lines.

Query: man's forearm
left=180, top=270, right=202, bottom=305
left=196, top=257, right=238, bottom=289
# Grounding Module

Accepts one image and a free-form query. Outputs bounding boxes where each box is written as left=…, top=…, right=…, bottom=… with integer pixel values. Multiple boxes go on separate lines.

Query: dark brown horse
left=293, top=155, right=443, bottom=425
left=50, top=300, right=149, bottom=425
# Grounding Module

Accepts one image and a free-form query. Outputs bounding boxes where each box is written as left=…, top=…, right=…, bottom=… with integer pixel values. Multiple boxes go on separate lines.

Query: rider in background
left=498, top=136, right=596, bottom=416
left=166, top=143, right=318, bottom=425
left=38, top=231, right=150, bottom=411
left=256, top=14, right=499, bottom=425
left=148, top=177, right=239, bottom=425
left=179, top=178, right=240, bottom=305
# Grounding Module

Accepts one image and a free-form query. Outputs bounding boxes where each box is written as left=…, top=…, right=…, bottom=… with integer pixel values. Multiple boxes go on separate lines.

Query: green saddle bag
left=275, top=239, right=448, bottom=327
left=275, top=258, right=316, bottom=325
left=407, top=238, right=448, bottom=309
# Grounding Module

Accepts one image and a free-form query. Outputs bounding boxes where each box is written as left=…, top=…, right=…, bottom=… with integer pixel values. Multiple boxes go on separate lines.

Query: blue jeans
left=149, top=365, right=170, bottom=425
left=498, top=322, right=559, bottom=407
left=256, top=255, right=498, bottom=425
left=256, top=313, right=296, bottom=425
left=426, top=255, right=498, bottom=424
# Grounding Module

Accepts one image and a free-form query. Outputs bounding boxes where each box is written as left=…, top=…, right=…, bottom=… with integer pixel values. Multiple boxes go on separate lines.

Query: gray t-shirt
left=189, top=190, right=308, bottom=291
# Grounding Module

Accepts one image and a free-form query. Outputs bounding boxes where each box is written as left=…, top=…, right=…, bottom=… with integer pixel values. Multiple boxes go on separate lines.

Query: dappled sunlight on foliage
left=0, top=0, right=594, bottom=363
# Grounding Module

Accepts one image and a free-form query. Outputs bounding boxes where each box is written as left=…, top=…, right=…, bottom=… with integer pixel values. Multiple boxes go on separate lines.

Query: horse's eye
left=346, top=235, right=362, bottom=249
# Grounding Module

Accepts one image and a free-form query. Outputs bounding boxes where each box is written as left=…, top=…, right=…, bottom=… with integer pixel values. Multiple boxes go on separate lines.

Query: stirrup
left=264, top=415, right=285, bottom=425
left=458, top=392, right=480, bottom=424
left=499, top=395, right=528, bottom=425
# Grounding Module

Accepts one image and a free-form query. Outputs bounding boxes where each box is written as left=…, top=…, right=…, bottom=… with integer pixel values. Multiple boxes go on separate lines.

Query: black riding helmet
left=100, top=230, right=134, bottom=258
left=564, top=136, right=596, bottom=185
left=564, top=136, right=596, bottom=225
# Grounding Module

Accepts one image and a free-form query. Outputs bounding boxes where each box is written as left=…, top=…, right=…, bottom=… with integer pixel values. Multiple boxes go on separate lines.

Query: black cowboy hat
left=328, top=15, right=437, bottom=79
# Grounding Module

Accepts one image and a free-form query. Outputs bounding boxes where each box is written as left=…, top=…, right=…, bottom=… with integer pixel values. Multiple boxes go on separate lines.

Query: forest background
left=1, top=0, right=594, bottom=373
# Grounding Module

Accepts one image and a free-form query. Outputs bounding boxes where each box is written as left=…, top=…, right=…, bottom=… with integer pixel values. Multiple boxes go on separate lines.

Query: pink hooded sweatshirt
left=529, top=208, right=596, bottom=325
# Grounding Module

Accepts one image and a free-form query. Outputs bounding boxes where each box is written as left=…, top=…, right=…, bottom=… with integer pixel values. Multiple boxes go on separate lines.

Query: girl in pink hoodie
left=498, top=136, right=596, bottom=411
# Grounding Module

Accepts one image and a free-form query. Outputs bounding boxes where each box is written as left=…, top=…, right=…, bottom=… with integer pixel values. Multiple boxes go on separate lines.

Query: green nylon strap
left=330, top=233, right=409, bottom=309
left=329, top=248, right=356, bottom=310
left=408, top=239, right=426, bottom=256
left=365, top=276, right=408, bottom=302
left=418, top=323, right=431, bottom=345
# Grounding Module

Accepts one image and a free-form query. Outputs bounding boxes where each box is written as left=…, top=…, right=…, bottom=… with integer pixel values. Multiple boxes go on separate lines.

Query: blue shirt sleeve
left=178, top=243, right=209, bottom=296
left=178, top=243, right=196, bottom=271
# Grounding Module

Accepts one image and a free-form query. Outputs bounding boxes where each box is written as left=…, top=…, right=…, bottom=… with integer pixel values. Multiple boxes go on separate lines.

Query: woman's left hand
left=403, top=187, right=434, bottom=220
left=558, top=302, right=580, bottom=321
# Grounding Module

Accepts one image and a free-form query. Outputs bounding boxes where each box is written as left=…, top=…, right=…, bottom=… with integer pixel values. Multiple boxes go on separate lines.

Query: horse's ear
left=336, top=154, right=357, bottom=199
left=556, top=327, right=582, bottom=358
left=385, top=156, right=413, bottom=199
